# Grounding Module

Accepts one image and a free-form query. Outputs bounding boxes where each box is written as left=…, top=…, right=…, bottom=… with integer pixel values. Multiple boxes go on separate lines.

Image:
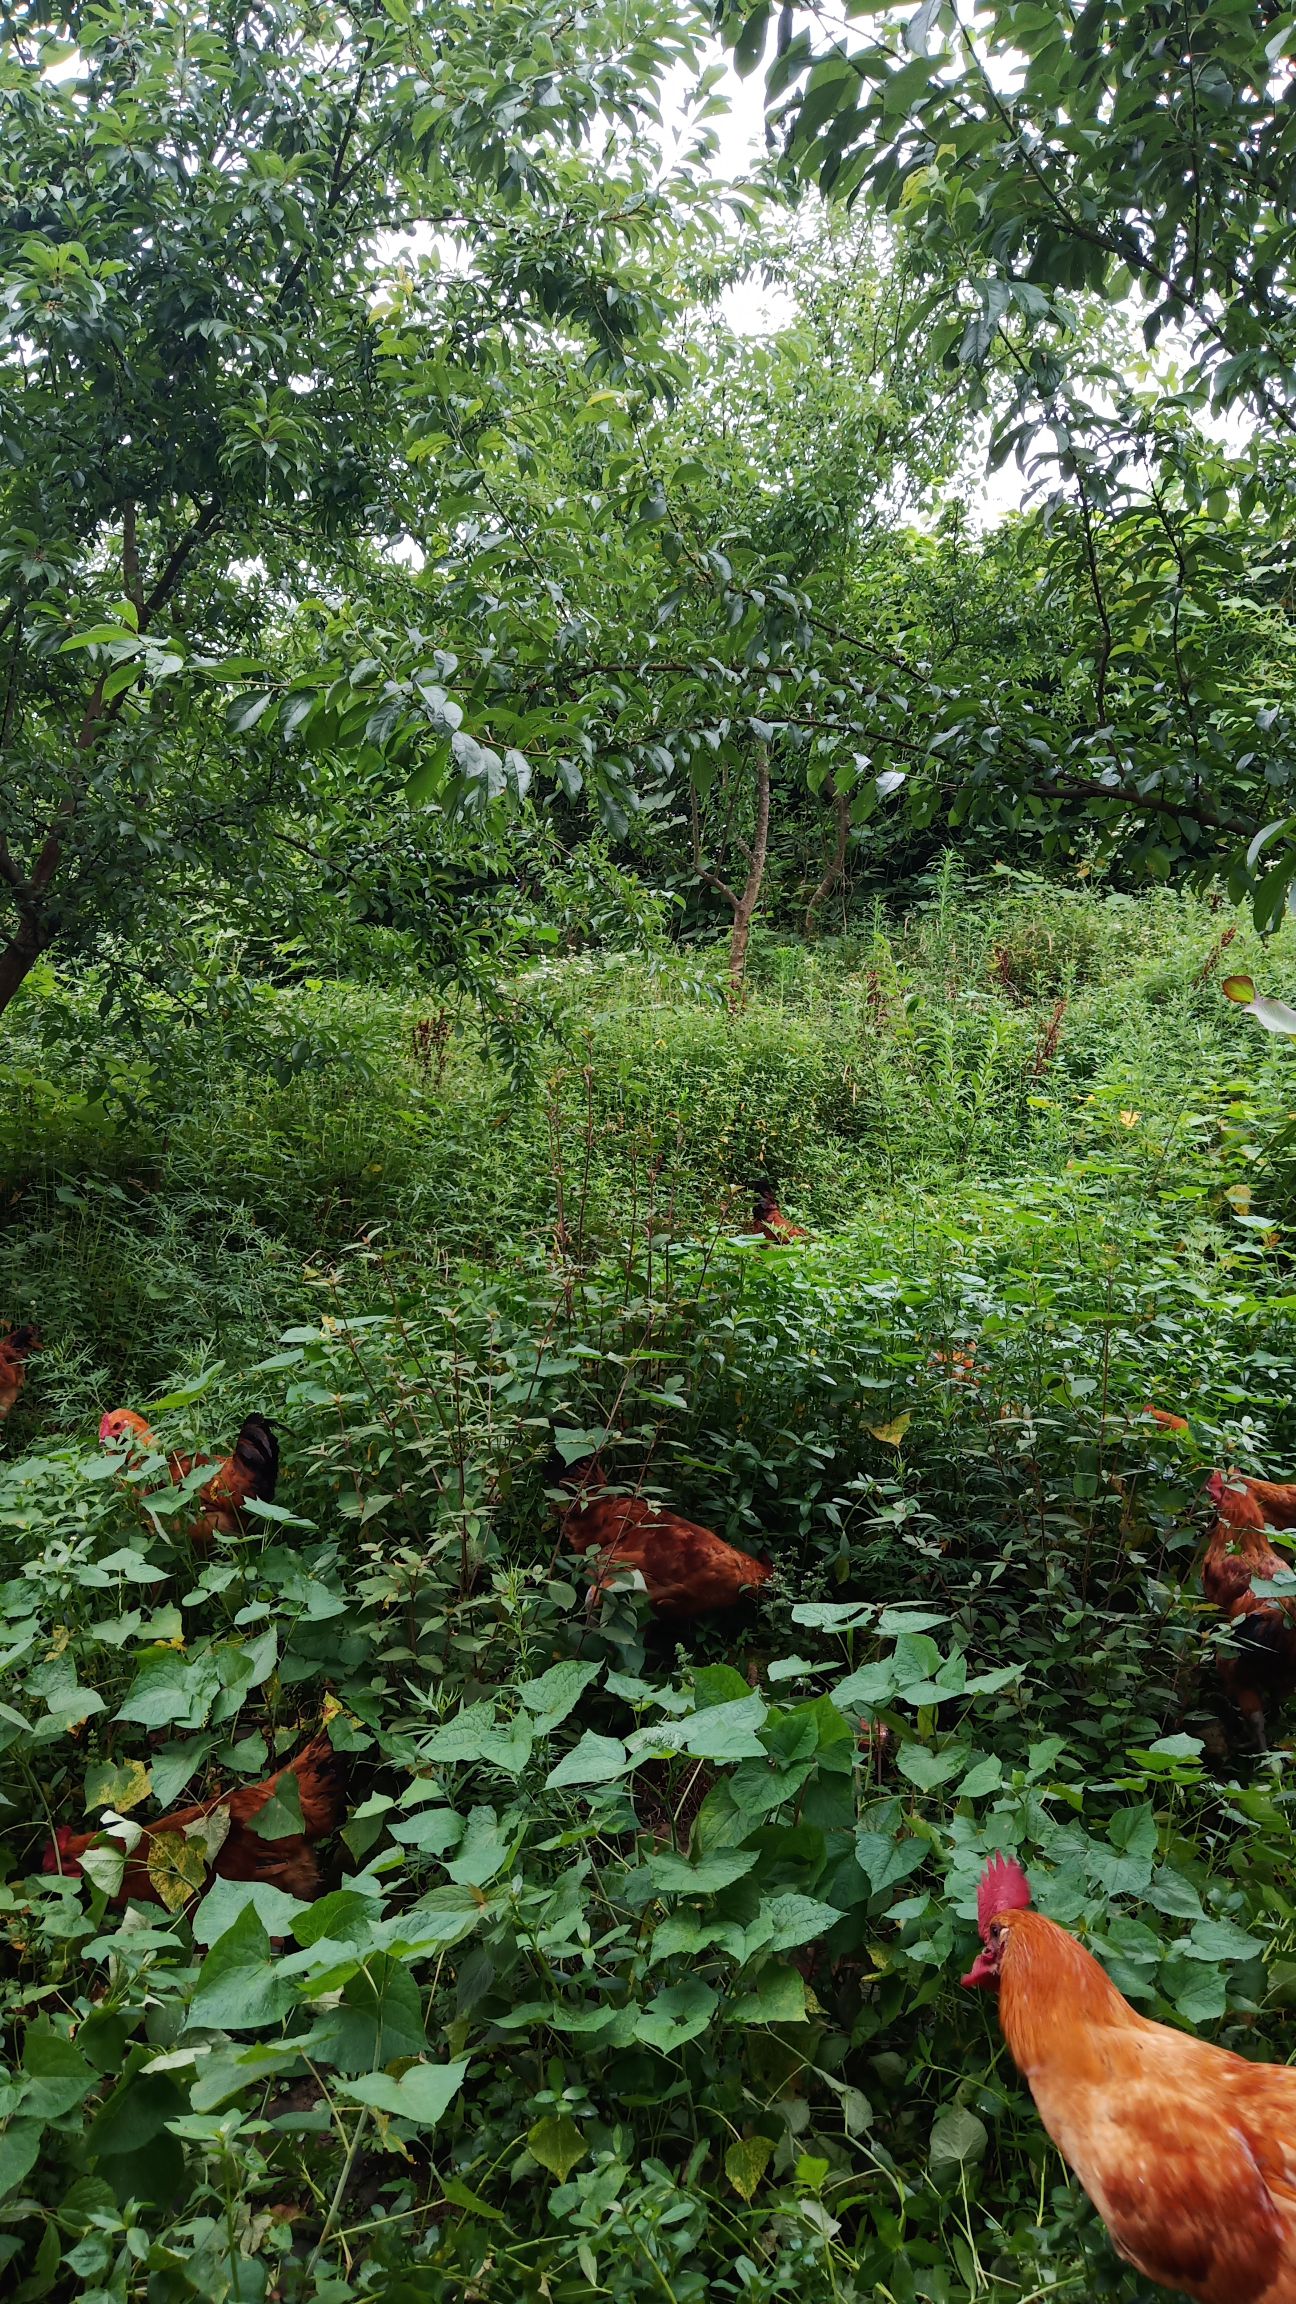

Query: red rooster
left=0, top=1324, right=40, bottom=1422
left=962, top=1852, right=1296, bottom=2303
left=1202, top=1469, right=1296, bottom=1749
left=751, top=1184, right=807, bottom=1246
left=556, top=1460, right=772, bottom=1619
left=99, top=1407, right=278, bottom=1553
left=44, top=1733, right=346, bottom=1906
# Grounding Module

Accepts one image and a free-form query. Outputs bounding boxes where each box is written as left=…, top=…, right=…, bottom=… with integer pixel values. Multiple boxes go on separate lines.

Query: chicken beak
left=960, top=1947, right=999, bottom=1990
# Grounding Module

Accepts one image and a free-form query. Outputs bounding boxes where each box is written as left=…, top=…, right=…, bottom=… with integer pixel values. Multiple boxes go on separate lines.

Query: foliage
left=4, top=886, right=1296, bottom=2296
left=717, top=0, right=1296, bottom=919
left=0, top=0, right=712, bottom=1015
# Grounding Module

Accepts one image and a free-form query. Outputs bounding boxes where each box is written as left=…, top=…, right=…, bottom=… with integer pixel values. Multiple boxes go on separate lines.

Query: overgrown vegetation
left=3, top=884, right=1296, bottom=2300
left=7, top=0, right=1296, bottom=2291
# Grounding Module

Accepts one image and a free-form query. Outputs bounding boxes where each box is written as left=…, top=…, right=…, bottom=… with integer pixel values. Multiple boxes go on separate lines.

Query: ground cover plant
left=4, top=885, right=1296, bottom=2300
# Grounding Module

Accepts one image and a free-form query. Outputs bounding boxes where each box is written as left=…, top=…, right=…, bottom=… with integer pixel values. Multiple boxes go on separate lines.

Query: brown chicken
left=44, top=1732, right=346, bottom=1906
left=99, top=1407, right=279, bottom=1553
left=751, top=1185, right=807, bottom=1246
left=1202, top=1470, right=1296, bottom=1749
left=556, top=1460, right=772, bottom=1618
left=1143, top=1405, right=1191, bottom=1433
left=0, top=1324, right=40, bottom=1422
left=963, top=1853, right=1296, bottom=2303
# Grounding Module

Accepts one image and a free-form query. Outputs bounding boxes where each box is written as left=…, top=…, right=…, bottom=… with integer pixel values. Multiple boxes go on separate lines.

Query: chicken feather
left=964, top=1858, right=1296, bottom=2304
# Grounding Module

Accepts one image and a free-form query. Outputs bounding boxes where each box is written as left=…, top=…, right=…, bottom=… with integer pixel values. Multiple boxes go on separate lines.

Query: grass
left=2, top=879, right=1296, bottom=2300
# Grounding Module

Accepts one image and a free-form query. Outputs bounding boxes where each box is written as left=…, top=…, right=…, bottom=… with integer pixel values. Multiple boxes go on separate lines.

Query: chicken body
left=45, top=1734, right=346, bottom=1906
left=1202, top=1473, right=1296, bottom=1748
left=100, top=1407, right=278, bottom=1553
left=751, top=1188, right=807, bottom=1245
left=559, top=1473, right=771, bottom=1618
left=967, top=1868, right=1296, bottom=2303
left=0, top=1324, right=40, bottom=1422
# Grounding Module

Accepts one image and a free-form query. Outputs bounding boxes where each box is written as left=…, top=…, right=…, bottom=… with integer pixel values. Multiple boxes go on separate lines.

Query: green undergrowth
left=3, top=885, right=1296, bottom=2301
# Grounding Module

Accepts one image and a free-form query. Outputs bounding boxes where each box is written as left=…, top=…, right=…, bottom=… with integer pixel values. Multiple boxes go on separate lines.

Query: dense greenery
left=6, top=0, right=1296, bottom=2296
left=4, top=883, right=1296, bottom=2299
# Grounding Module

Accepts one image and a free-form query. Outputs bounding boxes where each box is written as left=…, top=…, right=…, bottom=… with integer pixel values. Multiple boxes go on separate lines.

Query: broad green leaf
left=726, top=1964, right=808, bottom=2024
left=725, top=2133, right=774, bottom=2200
left=633, top=1977, right=718, bottom=2051
left=338, top=2059, right=468, bottom=2126
left=189, top=1906, right=295, bottom=2031
left=545, top=1731, right=629, bottom=1789
left=930, top=2106, right=988, bottom=2168
left=643, top=1847, right=760, bottom=1896
left=527, top=2113, right=588, bottom=2180
left=517, top=1659, right=601, bottom=1733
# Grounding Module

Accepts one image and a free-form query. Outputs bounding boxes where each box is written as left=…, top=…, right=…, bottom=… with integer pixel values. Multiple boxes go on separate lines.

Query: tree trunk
left=727, top=744, right=771, bottom=1008
left=0, top=917, right=48, bottom=1019
left=804, top=791, right=851, bottom=939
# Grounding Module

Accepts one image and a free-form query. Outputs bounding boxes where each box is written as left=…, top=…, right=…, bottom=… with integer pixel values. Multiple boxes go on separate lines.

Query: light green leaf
left=545, top=1731, right=629, bottom=1789
left=338, top=2059, right=468, bottom=2126
left=725, top=2133, right=774, bottom=2200
left=528, top=2112, right=588, bottom=2180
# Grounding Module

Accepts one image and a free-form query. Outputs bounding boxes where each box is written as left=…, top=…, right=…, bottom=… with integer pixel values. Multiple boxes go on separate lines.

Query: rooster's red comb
left=977, top=1853, right=1032, bottom=1943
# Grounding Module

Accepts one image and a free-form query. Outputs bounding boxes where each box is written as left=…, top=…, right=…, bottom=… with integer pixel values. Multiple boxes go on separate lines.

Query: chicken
left=44, top=1732, right=346, bottom=1906
left=1143, top=1406, right=1190, bottom=1433
left=1210, top=1470, right=1296, bottom=1531
left=99, top=1407, right=278, bottom=1553
left=751, top=1184, right=807, bottom=1246
left=556, top=1459, right=772, bottom=1618
left=962, top=1852, right=1296, bottom=2304
left=0, top=1324, right=40, bottom=1422
left=1202, top=1470, right=1296, bottom=1749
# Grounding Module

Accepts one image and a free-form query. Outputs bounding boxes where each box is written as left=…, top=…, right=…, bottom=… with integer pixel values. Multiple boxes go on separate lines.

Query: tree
left=0, top=0, right=707, bottom=1019
left=714, top=0, right=1296, bottom=920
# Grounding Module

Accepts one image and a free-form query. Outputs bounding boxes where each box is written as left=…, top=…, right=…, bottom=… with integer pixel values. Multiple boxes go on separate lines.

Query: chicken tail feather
left=232, top=1414, right=278, bottom=1502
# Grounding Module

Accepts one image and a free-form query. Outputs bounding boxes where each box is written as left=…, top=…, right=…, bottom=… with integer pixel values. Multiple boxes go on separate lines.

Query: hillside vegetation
left=3, top=883, right=1296, bottom=2301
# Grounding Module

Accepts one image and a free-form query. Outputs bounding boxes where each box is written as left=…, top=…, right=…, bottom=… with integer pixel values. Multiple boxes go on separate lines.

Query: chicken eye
left=989, top=1923, right=1003, bottom=1941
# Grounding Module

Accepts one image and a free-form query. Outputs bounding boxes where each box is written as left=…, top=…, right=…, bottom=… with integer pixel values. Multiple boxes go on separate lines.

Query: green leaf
left=643, top=1847, right=759, bottom=1895
left=930, top=2105, right=988, bottom=2168
left=897, top=1743, right=967, bottom=1790
left=0, top=2122, right=42, bottom=2198
left=527, top=2112, right=588, bottom=2180
left=338, top=2059, right=468, bottom=2126
left=21, top=2029, right=95, bottom=2119
left=248, top=1771, right=304, bottom=1840
left=725, top=2133, right=774, bottom=2201
left=753, top=1893, right=843, bottom=1956
left=545, top=1730, right=629, bottom=1789
left=632, top=1977, right=718, bottom=2051
left=727, top=1964, right=808, bottom=2025
left=189, top=1906, right=295, bottom=2031
left=192, top=1877, right=309, bottom=1945
left=679, top=1694, right=767, bottom=1762
left=518, top=1658, right=601, bottom=1733
left=441, top=2174, right=504, bottom=2220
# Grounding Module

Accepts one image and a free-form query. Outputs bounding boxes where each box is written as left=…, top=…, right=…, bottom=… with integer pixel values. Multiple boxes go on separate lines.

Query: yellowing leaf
left=1119, top=1110, right=1140, bottom=1128
left=84, top=1759, right=152, bottom=1816
left=725, top=2133, right=774, bottom=2201
left=527, top=2113, right=587, bottom=2182
left=186, top=1804, right=231, bottom=1862
left=867, top=1413, right=911, bottom=1449
left=1222, top=974, right=1257, bottom=1004
left=147, top=1829, right=209, bottom=1912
